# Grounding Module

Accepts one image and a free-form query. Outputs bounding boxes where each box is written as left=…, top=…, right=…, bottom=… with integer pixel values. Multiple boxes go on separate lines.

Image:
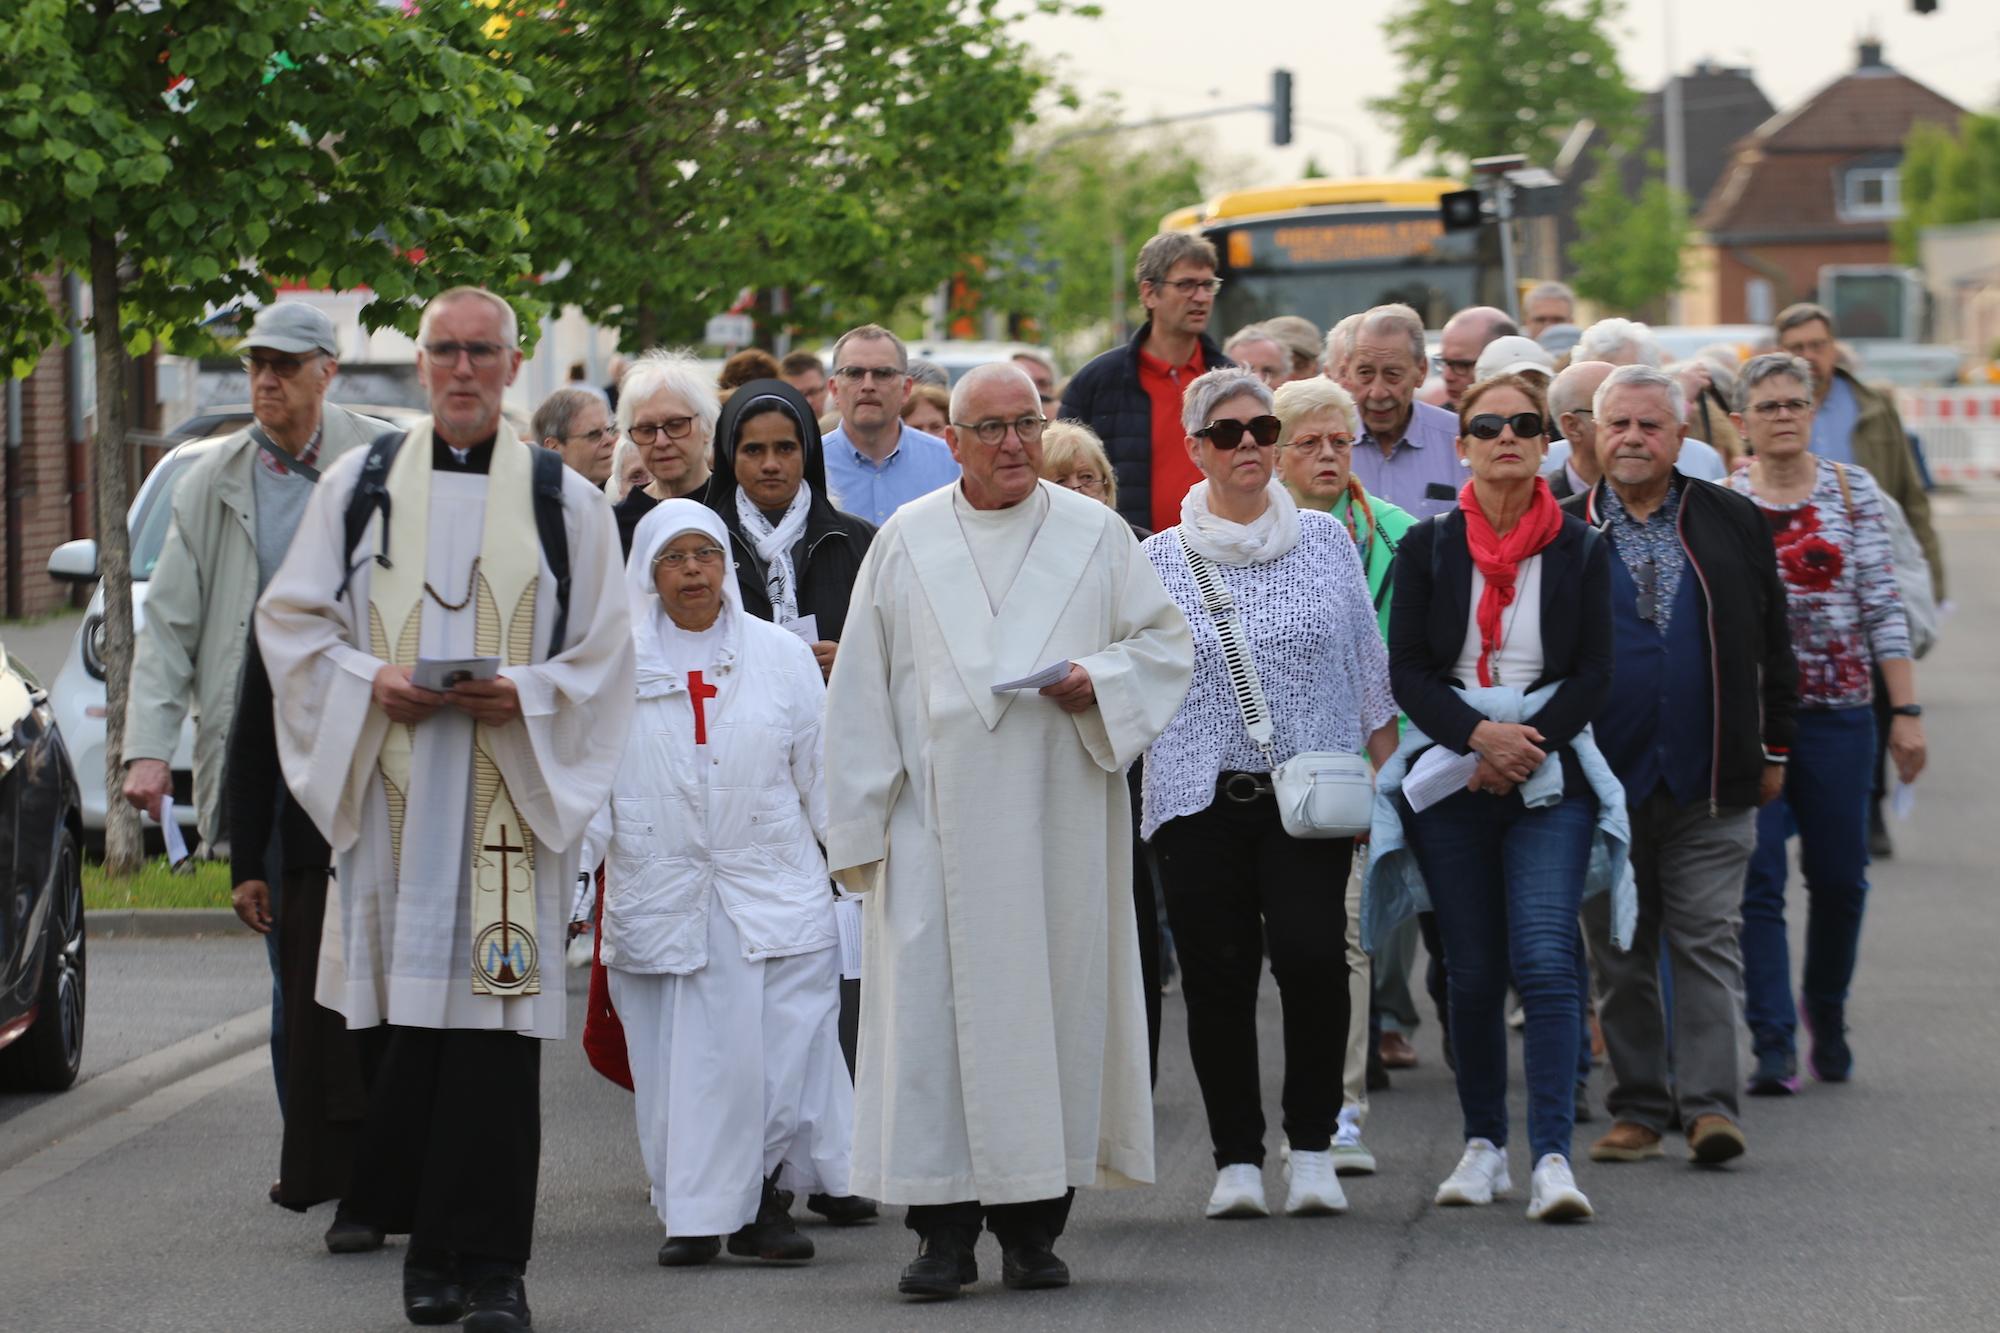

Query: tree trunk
left=89, top=233, right=144, bottom=875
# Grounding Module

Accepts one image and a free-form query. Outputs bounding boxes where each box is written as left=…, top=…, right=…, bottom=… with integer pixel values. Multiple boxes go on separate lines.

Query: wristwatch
left=1890, top=704, right=1923, bottom=718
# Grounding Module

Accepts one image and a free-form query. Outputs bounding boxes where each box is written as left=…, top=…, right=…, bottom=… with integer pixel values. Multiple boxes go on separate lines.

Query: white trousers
left=1343, top=858, right=1370, bottom=1121
left=609, top=896, right=852, bottom=1237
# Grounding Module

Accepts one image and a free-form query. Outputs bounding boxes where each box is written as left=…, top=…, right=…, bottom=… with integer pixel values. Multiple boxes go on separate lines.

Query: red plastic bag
left=580, top=866, right=633, bottom=1091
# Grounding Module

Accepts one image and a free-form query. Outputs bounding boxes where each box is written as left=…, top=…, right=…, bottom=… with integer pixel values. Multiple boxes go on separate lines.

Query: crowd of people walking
left=121, top=227, right=1940, bottom=1326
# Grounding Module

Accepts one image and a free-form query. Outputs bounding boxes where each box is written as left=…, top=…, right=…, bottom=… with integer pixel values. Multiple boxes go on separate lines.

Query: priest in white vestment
left=576, top=499, right=851, bottom=1269
left=824, top=363, right=1194, bottom=1300
left=256, top=288, right=634, bottom=1333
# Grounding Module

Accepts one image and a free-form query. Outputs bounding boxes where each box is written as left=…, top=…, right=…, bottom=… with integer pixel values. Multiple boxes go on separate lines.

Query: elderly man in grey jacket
left=121, top=301, right=379, bottom=1117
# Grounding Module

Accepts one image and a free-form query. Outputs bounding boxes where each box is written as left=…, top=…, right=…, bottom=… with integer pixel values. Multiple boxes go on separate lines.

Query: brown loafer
left=1687, top=1114, right=1747, bottom=1165
left=1378, top=1031, right=1419, bottom=1069
left=1588, top=1121, right=1664, bottom=1162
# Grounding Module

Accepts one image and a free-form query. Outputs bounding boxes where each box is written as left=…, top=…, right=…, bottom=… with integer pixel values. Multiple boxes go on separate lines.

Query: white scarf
left=1178, top=478, right=1302, bottom=566
left=735, top=481, right=812, bottom=624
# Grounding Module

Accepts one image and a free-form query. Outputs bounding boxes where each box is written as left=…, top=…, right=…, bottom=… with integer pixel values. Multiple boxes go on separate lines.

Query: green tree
left=489, top=0, right=1069, bottom=350
left=1896, top=113, right=2000, bottom=264
left=1566, top=150, right=1692, bottom=316
left=0, top=0, right=545, bottom=869
left=983, top=117, right=1213, bottom=352
left=1372, top=0, right=1638, bottom=172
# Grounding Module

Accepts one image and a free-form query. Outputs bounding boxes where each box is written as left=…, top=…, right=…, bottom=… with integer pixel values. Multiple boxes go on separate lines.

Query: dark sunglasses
left=1195, top=415, right=1282, bottom=450
left=1466, top=412, right=1547, bottom=441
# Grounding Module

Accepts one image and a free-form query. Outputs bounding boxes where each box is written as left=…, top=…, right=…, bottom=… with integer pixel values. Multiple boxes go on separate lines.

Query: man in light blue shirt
left=1339, top=305, right=1467, bottom=520
left=821, top=323, right=960, bottom=526
left=1806, top=371, right=1859, bottom=466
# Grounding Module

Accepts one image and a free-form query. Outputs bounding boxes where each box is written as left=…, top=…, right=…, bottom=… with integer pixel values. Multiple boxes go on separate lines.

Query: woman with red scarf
left=1386, top=373, right=1613, bottom=1221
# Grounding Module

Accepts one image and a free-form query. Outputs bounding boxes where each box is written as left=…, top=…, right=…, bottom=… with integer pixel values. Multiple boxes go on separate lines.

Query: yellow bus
left=1166, top=177, right=1507, bottom=331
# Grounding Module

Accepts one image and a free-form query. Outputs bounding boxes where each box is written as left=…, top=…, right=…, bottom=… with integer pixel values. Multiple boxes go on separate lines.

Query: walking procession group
left=122, top=235, right=1937, bottom=1326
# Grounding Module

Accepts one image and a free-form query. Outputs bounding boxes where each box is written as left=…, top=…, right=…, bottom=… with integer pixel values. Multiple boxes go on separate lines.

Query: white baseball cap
left=1475, top=334, right=1557, bottom=382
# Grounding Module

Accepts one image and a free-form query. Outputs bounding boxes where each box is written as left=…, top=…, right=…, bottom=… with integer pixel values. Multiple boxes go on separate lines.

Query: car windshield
left=129, top=452, right=198, bottom=582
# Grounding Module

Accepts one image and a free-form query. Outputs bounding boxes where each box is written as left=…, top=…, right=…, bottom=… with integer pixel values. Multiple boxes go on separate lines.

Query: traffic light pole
left=1033, top=69, right=1296, bottom=162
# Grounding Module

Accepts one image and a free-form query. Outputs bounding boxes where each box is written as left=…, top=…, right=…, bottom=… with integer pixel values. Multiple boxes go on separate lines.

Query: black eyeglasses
left=1465, top=412, right=1547, bottom=441
left=422, top=340, right=509, bottom=368
left=1195, top=415, right=1282, bottom=450
left=951, top=415, right=1046, bottom=447
left=241, top=353, right=321, bottom=379
left=629, top=417, right=696, bottom=444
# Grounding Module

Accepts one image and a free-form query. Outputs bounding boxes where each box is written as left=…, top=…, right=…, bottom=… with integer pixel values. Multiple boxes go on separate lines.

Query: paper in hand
left=780, top=614, right=820, bottom=644
left=412, top=656, right=501, bottom=691
left=1890, top=776, right=1917, bottom=821
left=834, top=894, right=864, bottom=980
left=991, top=660, right=1073, bottom=694
left=158, top=794, right=192, bottom=867
left=1401, top=745, right=1481, bottom=814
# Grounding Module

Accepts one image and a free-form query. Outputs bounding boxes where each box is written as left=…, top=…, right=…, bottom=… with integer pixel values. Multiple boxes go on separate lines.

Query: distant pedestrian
left=1544, top=320, right=1727, bottom=483
left=1013, top=348, right=1061, bottom=414
left=1223, top=323, right=1290, bottom=390
left=820, top=324, right=959, bottom=526
left=1262, top=314, right=1326, bottom=383
left=1435, top=307, right=1519, bottom=411
left=1522, top=282, right=1576, bottom=339
left=780, top=350, right=829, bottom=418
left=533, top=386, right=618, bottom=487
left=899, top=383, right=950, bottom=440
left=718, top=348, right=783, bottom=395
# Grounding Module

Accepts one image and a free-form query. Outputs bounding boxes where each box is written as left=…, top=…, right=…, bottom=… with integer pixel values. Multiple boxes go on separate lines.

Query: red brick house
left=2, top=276, right=93, bottom=622
left=1685, top=40, right=1966, bottom=326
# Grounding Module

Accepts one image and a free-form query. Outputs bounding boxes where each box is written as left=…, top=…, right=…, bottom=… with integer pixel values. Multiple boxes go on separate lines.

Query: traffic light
left=1271, top=69, right=1293, bottom=147
left=1439, top=189, right=1484, bottom=232
left=1912, top=0, right=1937, bottom=12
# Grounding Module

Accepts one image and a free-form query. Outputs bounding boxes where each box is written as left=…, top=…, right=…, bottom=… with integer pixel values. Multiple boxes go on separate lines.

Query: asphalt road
left=3, top=495, right=1997, bottom=1332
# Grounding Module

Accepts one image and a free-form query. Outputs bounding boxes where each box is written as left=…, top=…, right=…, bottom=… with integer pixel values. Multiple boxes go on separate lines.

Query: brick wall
left=2, top=274, right=89, bottom=620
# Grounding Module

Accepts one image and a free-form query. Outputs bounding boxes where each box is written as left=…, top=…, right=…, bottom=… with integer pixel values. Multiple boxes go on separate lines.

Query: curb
left=0, top=1006, right=266, bottom=1175
left=89, top=908, right=246, bottom=939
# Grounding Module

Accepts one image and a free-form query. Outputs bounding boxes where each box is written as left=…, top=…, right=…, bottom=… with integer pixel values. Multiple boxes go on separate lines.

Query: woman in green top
left=1271, top=376, right=1419, bottom=1177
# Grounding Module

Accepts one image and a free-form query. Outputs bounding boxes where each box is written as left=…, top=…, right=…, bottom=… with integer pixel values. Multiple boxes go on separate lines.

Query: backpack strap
left=1831, top=460, right=1857, bottom=525
left=531, top=446, right=572, bottom=658
left=335, top=429, right=408, bottom=603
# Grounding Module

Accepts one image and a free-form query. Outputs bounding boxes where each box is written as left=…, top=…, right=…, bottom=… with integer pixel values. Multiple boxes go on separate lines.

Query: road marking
left=0, top=1046, right=268, bottom=1204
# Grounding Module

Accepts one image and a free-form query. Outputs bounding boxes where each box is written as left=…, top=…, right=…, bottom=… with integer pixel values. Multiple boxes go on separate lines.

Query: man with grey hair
left=1060, top=232, right=1234, bottom=533
left=1435, top=306, right=1519, bottom=410
left=532, top=386, right=617, bottom=487
left=1012, top=348, right=1060, bottom=414
left=1523, top=281, right=1577, bottom=338
left=1562, top=362, right=1796, bottom=1170
left=1544, top=318, right=1728, bottom=482
left=823, top=323, right=958, bottom=526
left=1339, top=303, right=1464, bottom=521
left=1262, top=314, right=1326, bottom=382
left=1223, top=323, right=1290, bottom=389
left=259, top=285, right=636, bottom=1332
left=1546, top=361, right=1617, bottom=500
left=827, top=358, right=1192, bottom=1299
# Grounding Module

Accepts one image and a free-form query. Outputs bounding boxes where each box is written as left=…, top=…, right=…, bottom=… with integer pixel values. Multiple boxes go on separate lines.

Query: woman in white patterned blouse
left=1141, top=368, right=1398, bottom=1223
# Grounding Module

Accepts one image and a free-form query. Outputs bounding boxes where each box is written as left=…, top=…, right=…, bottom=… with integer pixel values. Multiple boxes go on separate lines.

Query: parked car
left=0, top=643, right=87, bottom=1091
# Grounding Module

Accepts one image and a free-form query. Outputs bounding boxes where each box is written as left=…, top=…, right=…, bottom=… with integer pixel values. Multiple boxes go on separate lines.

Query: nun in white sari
left=578, top=499, right=851, bottom=1268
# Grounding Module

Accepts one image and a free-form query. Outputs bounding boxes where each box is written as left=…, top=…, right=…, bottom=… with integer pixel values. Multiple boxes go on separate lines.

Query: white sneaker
left=1204, top=1163, right=1269, bottom=1219
left=1434, top=1138, right=1511, bottom=1206
left=1282, top=1149, right=1348, bottom=1216
left=1527, top=1153, right=1594, bottom=1222
left=1330, top=1106, right=1376, bottom=1176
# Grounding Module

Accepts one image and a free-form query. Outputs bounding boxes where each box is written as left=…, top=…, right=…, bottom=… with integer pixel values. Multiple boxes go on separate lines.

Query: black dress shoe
left=898, top=1239, right=978, bottom=1300
left=1000, top=1243, right=1070, bottom=1291
left=462, top=1274, right=532, bottom=1333
left=806, top=1192, right=880, bottom=1225
left=725, top=1171, right=813, bottom=1263
left=401, top=1262, right=465, bottom=1327
left=657, top=1235, right=721, bottom=1267
left=325, top=1216, right=385, bottom=1255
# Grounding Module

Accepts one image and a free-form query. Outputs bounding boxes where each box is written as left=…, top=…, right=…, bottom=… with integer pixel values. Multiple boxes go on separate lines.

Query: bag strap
left=335, top=429, right=408, bottom=603
left=1832, top=460, right=1856, bottom=526
left=530, top=446, right=572, bottom=658
left=1178, top=530, right=1278, bottom=767
left=249, top=424, right=322, bottom=484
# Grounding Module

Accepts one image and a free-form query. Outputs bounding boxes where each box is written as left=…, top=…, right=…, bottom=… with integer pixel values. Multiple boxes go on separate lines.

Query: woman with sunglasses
left=1379, top=373, right=1616, bottom=1222
left=1141, top=368, right=1399, bottom=1221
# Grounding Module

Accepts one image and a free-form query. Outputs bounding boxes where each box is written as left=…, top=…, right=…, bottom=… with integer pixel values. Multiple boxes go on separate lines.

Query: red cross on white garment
left=687, top=670, right=718, bottom=746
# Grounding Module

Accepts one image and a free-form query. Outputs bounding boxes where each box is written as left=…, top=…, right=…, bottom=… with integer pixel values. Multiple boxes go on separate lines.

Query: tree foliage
left=1566, top=148, right=1692, bottom=316
left=0, top=0, right=547, bottom=868
left=487, top=0, right=1066, bottom=349
left=1371, top=0, right=1638, bottom=172
left=1896, top=113, right=2000, bottom=265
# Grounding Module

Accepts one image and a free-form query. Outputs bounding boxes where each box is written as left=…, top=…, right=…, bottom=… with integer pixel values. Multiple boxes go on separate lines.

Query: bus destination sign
left=1233, top=217, right=1448, bottom=269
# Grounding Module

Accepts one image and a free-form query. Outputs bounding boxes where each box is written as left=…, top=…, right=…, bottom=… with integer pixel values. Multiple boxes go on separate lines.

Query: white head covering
left=628, top=498, right=742, bottom=691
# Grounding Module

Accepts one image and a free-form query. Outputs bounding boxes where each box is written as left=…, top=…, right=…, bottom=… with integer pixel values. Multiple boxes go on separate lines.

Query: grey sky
left=1015, top=0, right=1999, bottom=192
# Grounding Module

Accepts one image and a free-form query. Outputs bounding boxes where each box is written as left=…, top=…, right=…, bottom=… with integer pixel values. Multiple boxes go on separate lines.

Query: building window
left=1841, top=167, right=1901, bottom=221
left=1745, top=277, right=1775, bottom=325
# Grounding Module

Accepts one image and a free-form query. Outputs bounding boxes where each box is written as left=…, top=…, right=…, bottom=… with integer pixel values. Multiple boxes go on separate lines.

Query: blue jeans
left=1407, top=787, right=1597, bottom=1163
left=1740, top=706, right=1875, bottom=1060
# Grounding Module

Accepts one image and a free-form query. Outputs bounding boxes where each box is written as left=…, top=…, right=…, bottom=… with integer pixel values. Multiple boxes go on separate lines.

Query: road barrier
left=1897, top=388, right=2000, bottom=482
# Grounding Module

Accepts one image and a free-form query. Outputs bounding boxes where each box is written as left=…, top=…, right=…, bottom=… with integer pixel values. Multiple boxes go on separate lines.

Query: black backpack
left=334, top=431, right=572, bottom=659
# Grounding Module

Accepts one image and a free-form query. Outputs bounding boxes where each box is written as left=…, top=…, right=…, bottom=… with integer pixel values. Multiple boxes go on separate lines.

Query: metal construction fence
left=1898, top=388, right=2000, bottom=483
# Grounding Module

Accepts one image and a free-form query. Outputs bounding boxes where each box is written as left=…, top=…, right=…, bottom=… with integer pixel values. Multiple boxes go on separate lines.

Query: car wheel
left=0, top=830, right=87, bottom=1092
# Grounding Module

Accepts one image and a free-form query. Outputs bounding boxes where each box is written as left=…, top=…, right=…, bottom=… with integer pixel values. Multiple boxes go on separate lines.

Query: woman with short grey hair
left=1142, top=366, right=1398, bottom=1222
left=613, top=349, right=721, bottom=557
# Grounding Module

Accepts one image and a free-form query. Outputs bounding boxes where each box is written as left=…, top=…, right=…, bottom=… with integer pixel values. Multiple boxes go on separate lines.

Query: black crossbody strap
left=1178, top=530, right=1278, bottom=766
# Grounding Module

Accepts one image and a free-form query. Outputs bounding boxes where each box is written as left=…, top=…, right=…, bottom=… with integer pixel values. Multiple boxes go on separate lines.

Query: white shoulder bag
left=1178, top=531, right=1375, bottom=839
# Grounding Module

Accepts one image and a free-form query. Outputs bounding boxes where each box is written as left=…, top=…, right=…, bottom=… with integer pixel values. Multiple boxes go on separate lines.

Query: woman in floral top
left=1725, top=352, right=1928, bottom=1094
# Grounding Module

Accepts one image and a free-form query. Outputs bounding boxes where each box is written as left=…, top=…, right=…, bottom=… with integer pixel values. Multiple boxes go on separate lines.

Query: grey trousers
left=1372, top=915, right=1423, bottom=1035
left=1582, top=790, right=1757, bottom=1132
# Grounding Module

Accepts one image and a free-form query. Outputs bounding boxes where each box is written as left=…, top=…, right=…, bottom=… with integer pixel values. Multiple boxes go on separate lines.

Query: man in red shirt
left=1059, top=234, right=1235, bottom=534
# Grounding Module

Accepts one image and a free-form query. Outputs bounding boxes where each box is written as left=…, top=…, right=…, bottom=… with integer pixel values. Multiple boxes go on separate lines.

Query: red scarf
left=1458, top=477, right=1563, bottom=687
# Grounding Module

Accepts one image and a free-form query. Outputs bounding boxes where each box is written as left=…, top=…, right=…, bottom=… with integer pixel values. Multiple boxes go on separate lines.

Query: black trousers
left=1131, top=760, right=1163, bottom=1086
left=274, top=869, right=376, bottom=1211
left=344, top=1026, right=541, bottom=1267
left=1152, top=790, right=1353, bottom=1168
left=905, top=1190, right=1075, bottom=1250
